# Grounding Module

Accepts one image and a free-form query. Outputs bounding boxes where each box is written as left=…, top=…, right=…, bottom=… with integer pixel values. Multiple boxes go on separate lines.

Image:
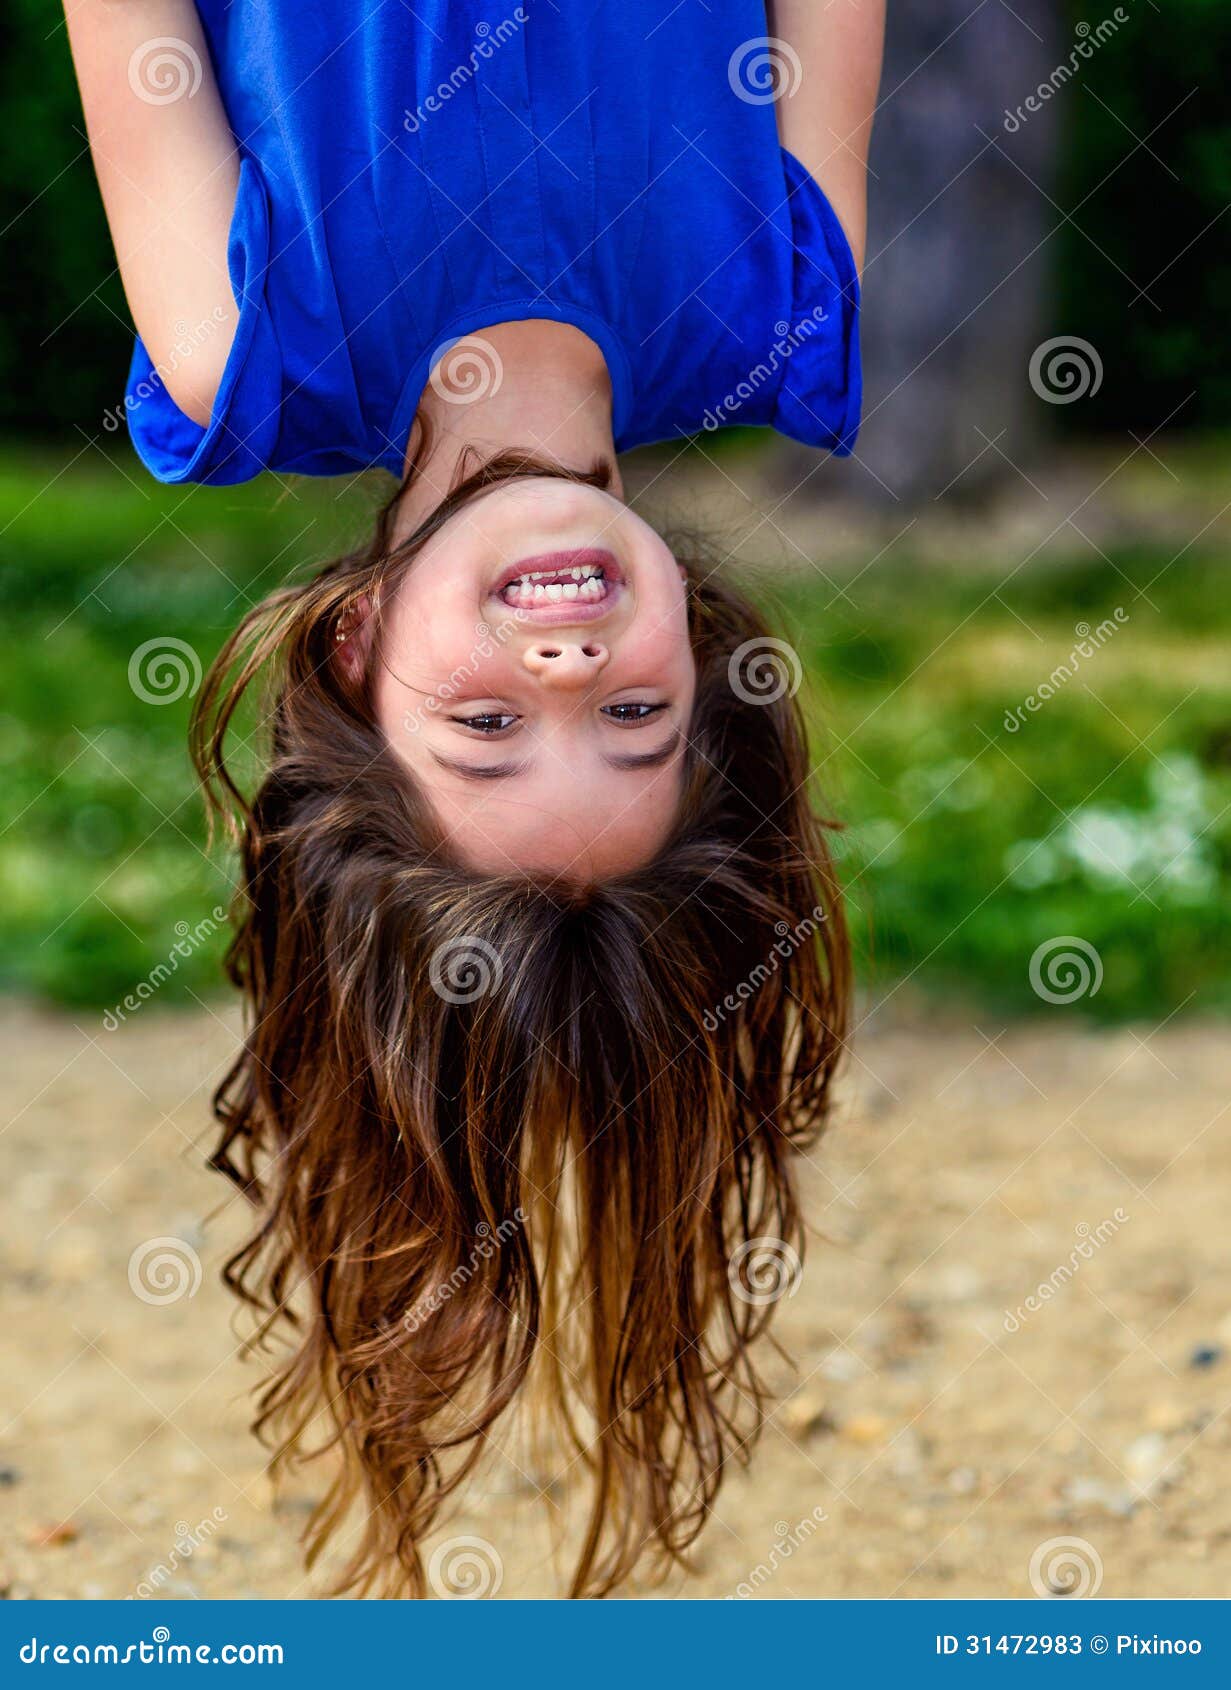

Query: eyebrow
left=601, top=729, right=683, bottom=772
left=428, top=751, right=531, bottom=782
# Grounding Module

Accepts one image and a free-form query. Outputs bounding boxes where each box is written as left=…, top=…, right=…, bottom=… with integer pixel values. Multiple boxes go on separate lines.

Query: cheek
left=379, top=604, right=497, bottom=691
left=374, top=620, right=521, bottom=741
left=630, top=600, right=696, bottom=687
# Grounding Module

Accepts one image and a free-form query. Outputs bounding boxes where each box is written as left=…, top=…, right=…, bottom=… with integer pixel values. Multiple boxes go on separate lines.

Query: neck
left=396, top=319, right=622, bottom=535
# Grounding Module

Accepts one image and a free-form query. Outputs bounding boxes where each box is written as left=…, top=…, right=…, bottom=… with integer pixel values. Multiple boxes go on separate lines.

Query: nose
left=521, top=640, right=610, bottom=690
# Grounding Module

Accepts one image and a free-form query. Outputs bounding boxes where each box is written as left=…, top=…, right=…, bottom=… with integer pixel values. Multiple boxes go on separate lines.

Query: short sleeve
left=125, top=156, right=283, bottom=486
left=770, top=149, right=863, bottom=457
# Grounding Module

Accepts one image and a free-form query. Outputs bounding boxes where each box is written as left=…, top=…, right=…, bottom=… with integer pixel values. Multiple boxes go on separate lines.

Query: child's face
left=371, top=479, right=697, bottom=879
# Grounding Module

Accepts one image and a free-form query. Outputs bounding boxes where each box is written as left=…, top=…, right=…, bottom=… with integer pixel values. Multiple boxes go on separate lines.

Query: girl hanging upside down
left=66, top=0, right=884, bottom=1597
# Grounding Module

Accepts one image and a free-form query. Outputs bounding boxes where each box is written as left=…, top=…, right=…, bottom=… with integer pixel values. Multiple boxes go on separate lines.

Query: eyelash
left=456, top=713, right=517, bottom=735
left=602, top=702, right=666, bottom=724
left=455, top=703, right=667, bottom=734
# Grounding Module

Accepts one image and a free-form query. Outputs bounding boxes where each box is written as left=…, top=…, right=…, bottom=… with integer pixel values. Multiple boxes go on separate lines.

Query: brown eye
left=602, top=702, right=666, bottom=723
left=457, top=712, right=516, bottom=734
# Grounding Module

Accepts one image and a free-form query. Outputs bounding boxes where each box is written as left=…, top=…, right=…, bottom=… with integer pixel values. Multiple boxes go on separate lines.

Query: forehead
left=430, top=755, right=686, bottom=878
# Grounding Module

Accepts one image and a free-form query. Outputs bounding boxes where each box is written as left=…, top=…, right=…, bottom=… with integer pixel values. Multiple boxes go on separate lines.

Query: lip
left=489, top=548, right=624, bottom=626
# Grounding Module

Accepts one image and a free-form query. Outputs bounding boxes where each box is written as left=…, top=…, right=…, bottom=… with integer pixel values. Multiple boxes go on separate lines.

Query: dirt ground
left=2, top=998, right=1228, bottom=1601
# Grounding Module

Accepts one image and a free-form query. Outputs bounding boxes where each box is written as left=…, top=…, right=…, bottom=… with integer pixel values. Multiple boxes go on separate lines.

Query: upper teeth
left=502, top=565, right=606, bottom=604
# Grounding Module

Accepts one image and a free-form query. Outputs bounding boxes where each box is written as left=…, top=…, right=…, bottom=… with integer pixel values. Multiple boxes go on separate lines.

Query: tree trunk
left=777, top=0, right=1063, bottom=508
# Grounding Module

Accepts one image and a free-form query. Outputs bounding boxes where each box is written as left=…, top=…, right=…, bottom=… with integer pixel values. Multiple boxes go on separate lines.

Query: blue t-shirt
left=127, top=0, right=862, bottom=485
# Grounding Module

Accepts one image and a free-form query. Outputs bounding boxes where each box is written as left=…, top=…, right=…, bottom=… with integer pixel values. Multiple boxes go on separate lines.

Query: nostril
left=538, top=647, right=561, bottom=659
left=582, top=645, right=602, bottom=659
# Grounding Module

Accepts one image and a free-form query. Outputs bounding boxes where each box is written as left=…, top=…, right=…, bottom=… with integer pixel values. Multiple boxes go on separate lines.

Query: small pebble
left=780, top=1392, right=831, bottom=1439
left=1125, top=1433, right=1184, bottom=1499
left=818, top=1349, right=862, bottom=1383
left=1145, top=1398, right=1186, bottom=1433
left=889, top=1429, right=924, bottom=1479
left=1125, top=1432, right=1167, bottom=1477
left=934, top=1263, right=982, bottom=1303
left=0, top=1466, right=20, bottom=1487
left=1063, top=1476, right=1135, bottom=1518
left=1189, top=1343, right=1222, bottom=1371
left=841, top=1414, right=889, bottom=1445
left=28, top=1520, right=79, bottom=1548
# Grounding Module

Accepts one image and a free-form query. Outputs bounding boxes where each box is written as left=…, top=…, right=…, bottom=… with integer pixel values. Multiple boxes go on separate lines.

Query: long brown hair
left=191, top=452, right=850, bottom=1597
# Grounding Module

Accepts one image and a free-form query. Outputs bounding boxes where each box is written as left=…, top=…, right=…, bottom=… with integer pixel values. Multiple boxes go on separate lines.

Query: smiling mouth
left=491, top=549, right=623, bottom=622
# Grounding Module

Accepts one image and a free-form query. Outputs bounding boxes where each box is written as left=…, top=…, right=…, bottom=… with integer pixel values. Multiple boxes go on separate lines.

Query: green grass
left=2, top=448, right=1229, bottom=1019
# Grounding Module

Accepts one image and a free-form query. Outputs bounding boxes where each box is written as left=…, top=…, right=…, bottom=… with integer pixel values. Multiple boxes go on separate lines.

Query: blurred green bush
left=2, top=452, right=1228, bottom=1020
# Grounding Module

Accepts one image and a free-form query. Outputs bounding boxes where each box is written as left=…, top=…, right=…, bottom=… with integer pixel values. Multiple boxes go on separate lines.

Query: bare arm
left=767, top=0, right=885, bottom=272
left=63, top=0, right=240, bottom=425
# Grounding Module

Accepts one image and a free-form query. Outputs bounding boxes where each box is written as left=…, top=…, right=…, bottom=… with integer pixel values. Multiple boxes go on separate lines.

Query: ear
left=331, top=592, right=377, bottom=684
